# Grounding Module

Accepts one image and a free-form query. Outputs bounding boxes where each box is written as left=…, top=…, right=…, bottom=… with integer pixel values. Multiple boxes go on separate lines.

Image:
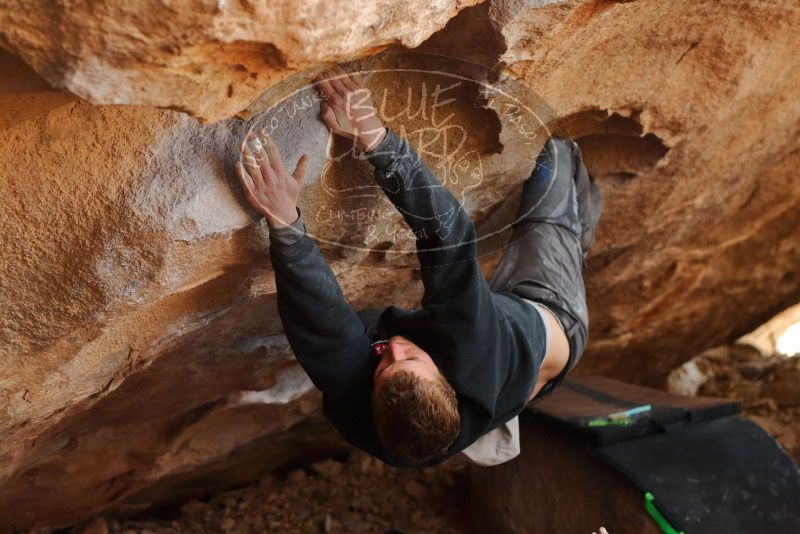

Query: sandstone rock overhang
left=0, top=0, right=485, bottom=123
left=1, top=0, right=800, bottom=530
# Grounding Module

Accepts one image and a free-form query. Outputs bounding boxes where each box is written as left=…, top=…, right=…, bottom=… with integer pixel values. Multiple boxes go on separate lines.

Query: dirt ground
left=77, top=453, right=468, bottom=534
left=72, top=345, right=798, bottom=534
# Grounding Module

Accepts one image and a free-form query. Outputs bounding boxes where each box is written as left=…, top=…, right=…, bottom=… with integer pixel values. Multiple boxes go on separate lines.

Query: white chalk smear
left=236, top=365, right=314, bottom=405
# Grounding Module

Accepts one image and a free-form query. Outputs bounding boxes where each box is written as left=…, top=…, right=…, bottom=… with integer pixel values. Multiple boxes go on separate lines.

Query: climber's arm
left=268, top=219, right=373, bottom=398
left=235, top=129, right=372, bottom=399
left=364, top=127, right=487, bottom=312
left=314, top=66, right=487, bottom=313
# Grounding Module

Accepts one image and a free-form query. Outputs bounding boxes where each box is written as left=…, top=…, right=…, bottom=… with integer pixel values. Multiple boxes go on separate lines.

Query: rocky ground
left=75, top=453, right=468, bottom=534
left=67, top=344, right=798, bottom=534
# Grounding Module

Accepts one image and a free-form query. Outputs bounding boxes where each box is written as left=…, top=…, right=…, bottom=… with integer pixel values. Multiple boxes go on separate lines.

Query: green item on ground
left=644, top=491, right=684, bottom=534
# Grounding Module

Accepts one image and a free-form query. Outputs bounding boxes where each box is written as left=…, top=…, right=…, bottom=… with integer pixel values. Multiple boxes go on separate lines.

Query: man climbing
left=234, top=63, right=602, bottom=467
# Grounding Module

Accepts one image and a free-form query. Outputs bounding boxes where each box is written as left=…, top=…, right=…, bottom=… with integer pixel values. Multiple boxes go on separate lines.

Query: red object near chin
left=371, top=340, right=389, bottom=357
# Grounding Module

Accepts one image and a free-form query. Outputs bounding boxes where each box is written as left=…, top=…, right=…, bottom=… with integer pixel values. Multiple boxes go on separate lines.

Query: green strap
left=586, top=417, right=634, bottom=427
left=644, top=492, right=684, bottom=534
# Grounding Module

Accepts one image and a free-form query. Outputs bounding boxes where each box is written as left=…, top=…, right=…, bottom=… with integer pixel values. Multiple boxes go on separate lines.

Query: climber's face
left=372, top=336, right=440, bottom=390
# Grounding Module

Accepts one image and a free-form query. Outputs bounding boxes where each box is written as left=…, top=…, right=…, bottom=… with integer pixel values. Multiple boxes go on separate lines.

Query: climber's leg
left=489, top=136, right=603, bottom=398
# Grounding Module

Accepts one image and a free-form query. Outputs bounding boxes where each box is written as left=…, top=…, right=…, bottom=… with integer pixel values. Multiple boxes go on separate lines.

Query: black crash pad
left=595, top=416, right=800, bottom=534
left=527, top=375, right=800, bottom=533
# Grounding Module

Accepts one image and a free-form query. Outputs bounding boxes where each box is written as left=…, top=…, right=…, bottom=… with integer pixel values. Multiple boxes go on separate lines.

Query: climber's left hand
left=235, top=128, right=308, bottom=228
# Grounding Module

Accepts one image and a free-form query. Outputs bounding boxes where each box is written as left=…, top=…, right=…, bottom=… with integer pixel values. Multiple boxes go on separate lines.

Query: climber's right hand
left=314, top=63, right=386, bottom=153
left=235, top=128, right=308, bottom=228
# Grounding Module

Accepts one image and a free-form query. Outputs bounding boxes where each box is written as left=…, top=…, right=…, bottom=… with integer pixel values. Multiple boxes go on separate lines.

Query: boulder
left=1, top=0, right=800, bottom=529
left=0, top=0, right=484, bottom=122
left=467, top=417, right=663, bottom=534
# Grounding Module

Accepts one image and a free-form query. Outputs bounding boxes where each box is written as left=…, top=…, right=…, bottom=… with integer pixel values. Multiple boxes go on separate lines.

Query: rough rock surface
left=468, top=417, right=664, bottom=534
left=1, top=0, right=800, bottom=530
left=739, top=302, right=800, bottom=356
left=0, top=0, right=484, bottom=122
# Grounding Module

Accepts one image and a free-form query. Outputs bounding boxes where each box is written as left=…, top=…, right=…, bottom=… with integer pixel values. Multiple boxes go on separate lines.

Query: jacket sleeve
left=268, top=208, right=372, bottom=399
left=364, top=127, right=491, bottom=315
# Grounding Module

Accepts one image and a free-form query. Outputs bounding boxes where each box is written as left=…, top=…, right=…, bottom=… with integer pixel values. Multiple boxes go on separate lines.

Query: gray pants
left=489, top=136, right=602, bottom=401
